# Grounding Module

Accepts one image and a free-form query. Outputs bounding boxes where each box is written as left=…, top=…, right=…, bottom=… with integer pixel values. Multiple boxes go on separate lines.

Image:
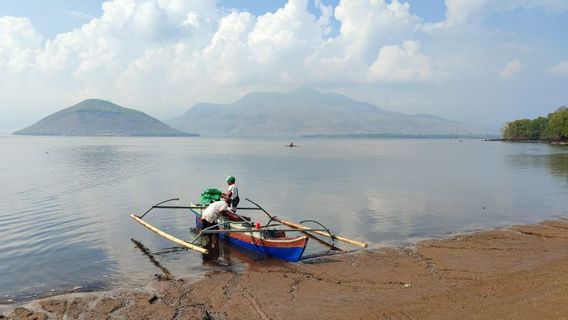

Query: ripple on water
left=0, top=190, right=115, bottom=302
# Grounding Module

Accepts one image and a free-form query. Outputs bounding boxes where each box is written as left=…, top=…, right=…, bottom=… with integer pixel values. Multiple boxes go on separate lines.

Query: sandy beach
left=3, top=218, right=568, bottom=320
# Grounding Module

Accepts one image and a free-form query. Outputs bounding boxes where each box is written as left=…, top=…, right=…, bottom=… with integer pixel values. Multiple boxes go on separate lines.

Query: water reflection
left=59, top=144, right=154, bottom=192
left=548, top=154, right=568, bottom=181
left=506, top=147, right=568, bottom=183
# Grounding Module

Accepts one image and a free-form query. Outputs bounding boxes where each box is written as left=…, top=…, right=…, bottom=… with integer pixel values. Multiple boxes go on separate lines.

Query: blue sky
left=0, top=0, right=567, bottom=133
left=0, top=1, right=103, bottom=38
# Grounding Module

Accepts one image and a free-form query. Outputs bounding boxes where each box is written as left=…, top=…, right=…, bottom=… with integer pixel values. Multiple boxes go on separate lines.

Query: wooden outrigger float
left=130, top=197, right=368, bottom=262
left=130, top=214, right=209, bottom=254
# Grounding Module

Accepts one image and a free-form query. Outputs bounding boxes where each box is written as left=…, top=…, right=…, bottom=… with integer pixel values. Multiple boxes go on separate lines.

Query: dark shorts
left=202, top=219, right=218, bottom=230
left=231, top=196, right=240, bottom=211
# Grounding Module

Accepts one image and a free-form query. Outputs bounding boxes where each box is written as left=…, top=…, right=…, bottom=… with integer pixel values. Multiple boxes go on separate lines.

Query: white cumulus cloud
left=499, top=59, right=522, bottom=79
left=0, top=16, right=43, bottom=72
left=0, top=0, right=438, bottom=118
left=369, top=41, right=432, bottom=82
left=334, top=0, right=421, bottom=62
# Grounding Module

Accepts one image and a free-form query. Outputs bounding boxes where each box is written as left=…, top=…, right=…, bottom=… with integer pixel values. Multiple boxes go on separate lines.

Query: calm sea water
left=1, top=136, right=568, bottom=303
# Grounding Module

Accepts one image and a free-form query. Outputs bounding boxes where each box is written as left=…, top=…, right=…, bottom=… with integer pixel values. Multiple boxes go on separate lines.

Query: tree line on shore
left=502, top=107, right=568, bottom=142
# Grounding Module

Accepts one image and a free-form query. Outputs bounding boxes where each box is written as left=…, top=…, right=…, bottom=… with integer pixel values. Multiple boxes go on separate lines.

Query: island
left=14, top=99, right=198, bottom=137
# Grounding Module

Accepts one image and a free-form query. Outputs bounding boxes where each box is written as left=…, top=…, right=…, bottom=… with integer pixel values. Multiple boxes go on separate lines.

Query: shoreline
left=485, top=138, right=568, bottom=145
left=3, top=218, right=568, bottom=319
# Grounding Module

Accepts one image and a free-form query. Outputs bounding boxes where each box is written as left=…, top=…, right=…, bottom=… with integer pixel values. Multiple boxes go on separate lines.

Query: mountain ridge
left=169, top=87, right=488, bottom=137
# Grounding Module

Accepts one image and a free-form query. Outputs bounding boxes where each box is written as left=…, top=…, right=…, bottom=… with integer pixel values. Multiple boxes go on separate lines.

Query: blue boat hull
left=219, top=233, right=307, bottom=262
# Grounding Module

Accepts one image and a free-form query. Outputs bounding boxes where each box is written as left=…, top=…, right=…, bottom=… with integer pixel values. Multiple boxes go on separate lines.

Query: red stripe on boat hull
left=225, top=231, right=308, bottom=248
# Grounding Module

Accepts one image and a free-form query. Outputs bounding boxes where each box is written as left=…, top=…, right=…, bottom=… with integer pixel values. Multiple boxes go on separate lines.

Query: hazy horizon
left=1, top=0, right=567, bottom=134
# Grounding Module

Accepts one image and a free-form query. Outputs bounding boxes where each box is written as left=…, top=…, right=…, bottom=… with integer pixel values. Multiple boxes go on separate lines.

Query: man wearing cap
left=222, top=176, right=239, bottom=212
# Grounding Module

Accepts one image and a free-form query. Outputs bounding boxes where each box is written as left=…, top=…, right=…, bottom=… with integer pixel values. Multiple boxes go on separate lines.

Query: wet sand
left=3, top=218, right=568, bottom=319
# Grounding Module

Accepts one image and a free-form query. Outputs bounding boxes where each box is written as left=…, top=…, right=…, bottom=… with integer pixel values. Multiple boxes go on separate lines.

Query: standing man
left=222, top=175, right=239, bottom=212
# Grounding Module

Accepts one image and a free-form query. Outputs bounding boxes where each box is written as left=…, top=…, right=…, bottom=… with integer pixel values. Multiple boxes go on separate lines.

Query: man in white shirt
left=222, top=175, right=239, bottom=212
left=200, top=200, right=228, bottom=253
left=201, top=200, right=228, bottom=230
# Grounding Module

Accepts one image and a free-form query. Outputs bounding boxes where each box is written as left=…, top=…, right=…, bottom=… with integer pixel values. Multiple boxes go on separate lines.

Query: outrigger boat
left=190, top=201, right=310, bottom=261
left=130, top=196, right=367, bottom=262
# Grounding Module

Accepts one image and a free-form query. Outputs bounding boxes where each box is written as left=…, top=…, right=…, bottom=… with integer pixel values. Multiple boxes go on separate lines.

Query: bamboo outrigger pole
left=275, top=218, right=368, bottom=248
left=243, top=199, right=339, bottom=250
left=130, top=214, right=208, bottom=254
left=245, top=198, right=368, bottom=248
left=154, top=205, right=263, bottom=211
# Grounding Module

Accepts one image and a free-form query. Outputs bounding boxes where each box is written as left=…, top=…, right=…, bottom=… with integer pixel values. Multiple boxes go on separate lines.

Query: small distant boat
left=130, top=196, right=367, bottom=262
left=286, top=142, right=298, bottom=147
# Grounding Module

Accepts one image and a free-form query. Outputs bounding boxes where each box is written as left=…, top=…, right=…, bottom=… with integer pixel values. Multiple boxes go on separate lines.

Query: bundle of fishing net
left=199, top=188, right=222, bottom=205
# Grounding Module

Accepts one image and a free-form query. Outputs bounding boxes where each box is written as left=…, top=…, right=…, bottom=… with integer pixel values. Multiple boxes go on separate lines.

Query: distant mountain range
left=14, top=99, right=197, bottom=137
left=169, top=87, right=490, bottom=137
left=13, top=88, right=493, bottom=138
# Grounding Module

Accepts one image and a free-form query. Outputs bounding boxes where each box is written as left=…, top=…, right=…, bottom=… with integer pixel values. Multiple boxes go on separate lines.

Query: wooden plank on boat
left=275, top=218, right=368, bottom=248
left=130, top=214, right=208, bottom=254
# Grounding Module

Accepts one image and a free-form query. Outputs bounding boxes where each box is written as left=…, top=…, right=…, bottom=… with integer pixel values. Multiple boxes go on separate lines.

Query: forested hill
left=14, top=99, right=198, bottom=137
left=502, top=107, right=568, bottom=142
